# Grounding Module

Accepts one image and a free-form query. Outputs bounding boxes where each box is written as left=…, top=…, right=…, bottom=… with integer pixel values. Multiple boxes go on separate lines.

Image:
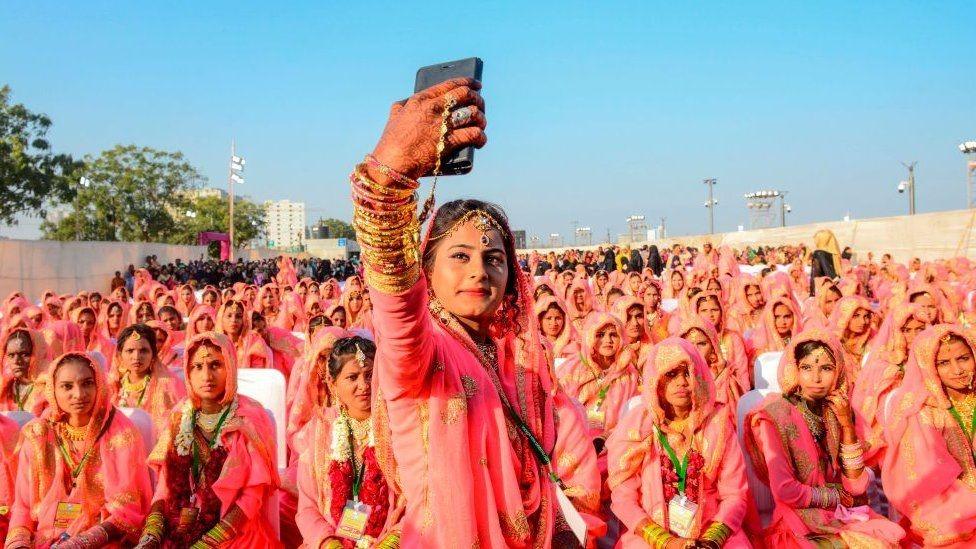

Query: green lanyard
left=949, top=406, right=976, bottom=445
left=191, top=405, right=232, bottom=485
left=656, top=426, right=690, bottom=494
left=348, top=426, right=367, bottom=501
left=55, top=409, right=116, bottom=484
left=14, top=383, right=33, bottom=411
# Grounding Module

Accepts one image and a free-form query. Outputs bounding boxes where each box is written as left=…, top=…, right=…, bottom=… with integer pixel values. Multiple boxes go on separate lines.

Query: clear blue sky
left=2, top=1, right=973, bottom=241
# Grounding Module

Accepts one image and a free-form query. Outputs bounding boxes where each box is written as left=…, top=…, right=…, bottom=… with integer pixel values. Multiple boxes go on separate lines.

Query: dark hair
left=607, top=287, right=624, bottom=298
left=5, top=330, right=33, bottom=354
left=327, top=336, right=376, bottom=380
left=794, top=340, right=834, bottom=364
left=158, top=305, right=179, bottom=318
left=117, top=324, right=158, bottom=357
left=422, top=199, right=519, bottom=301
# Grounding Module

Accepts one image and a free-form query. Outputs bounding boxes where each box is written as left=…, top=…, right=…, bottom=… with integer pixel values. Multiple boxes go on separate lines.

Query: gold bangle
left=701, top=522, right=732, bottom=546
left=375, top=532, right=401, bottom=549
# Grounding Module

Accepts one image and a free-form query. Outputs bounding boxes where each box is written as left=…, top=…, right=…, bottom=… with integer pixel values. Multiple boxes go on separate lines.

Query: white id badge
left=586, top=406, right=605, bottom=431
left=667, top=493, right=698, bottom=538
left=336, top=500, right=372, bottom=541
left=554, top=484, right=587, bottom=544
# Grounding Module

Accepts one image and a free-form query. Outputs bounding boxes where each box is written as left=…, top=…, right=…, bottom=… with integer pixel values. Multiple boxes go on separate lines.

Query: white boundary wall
left=520, top=209, right=976, bottom=264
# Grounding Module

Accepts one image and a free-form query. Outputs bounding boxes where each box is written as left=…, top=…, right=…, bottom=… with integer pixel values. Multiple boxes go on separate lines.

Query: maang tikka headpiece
left=431, top=209, right=504, bottom=248
left=354, top=344, right=367, bottom=367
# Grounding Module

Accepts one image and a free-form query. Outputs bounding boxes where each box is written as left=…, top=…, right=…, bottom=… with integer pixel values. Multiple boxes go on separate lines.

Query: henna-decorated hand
left=369, top=78, right=487, bottom=184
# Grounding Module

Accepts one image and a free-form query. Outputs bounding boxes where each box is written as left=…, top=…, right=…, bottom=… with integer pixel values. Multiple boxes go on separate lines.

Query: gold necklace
left=348, top=415, right=371, bottom=447
left=950, top=393, right=976, bottom=433
left=60, top=421, right=88, bottom=443
left=196, top=408, right=225, bottom=432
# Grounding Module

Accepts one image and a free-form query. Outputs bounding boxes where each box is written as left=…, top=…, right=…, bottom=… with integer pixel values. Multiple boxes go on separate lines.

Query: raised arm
left=350, top=78, right=486, bottom=399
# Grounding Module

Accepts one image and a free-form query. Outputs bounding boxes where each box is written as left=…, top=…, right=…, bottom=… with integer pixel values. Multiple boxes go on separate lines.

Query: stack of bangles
left=639, top=521, right=678, bottom=549
left=350, top=156, right=421, bottom=294
left=139, top=511, right=165, bottom=544
left=190, top=507, right=243, bottom=549
left=699, top=522, right=733, bottom=547
left=323, top=534, right=399, bottom=549
left=810, top=485, right=840, bottom=509
left=840, top=441, right=864, bottom=470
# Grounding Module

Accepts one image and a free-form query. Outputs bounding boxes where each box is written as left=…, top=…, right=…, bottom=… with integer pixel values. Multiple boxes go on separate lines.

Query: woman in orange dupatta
left=607, top=337, right=751, bottom=547
left=692, top=292, right=749, bottom=388
left=4, top=352, right=151, bottom=548
left=663, top=268, right=687, bottom=301
left=295, top=336, right=402, bottom=548
left=881, top=325, right=976, bottom=547
left=749, top=295, right=802, bottom=357
left=341, top=289, right=372, bottom=332
left=559, top=312, right=640, bottom=443
left=828, top=296, right=875, bottom=383
left=744, top=330, right=904, bottom=548
left=643, top=279, right=671, bottom=344
left=325, top=304, right=348, bottom=330
left=534, top=295, right=580, bottom=366
left=129, top=301, right=155, bottom=326
left=135, top=332, right=279, bottom=549
left=185, top=306, right=216, bottom=340
left=0, top=415, right=17, bottom=542
left=566, top=279, right=597, bottom=332
left=41, top=321, right=84, bottom=362
left=173, top=285, right=197, bottom=318
left=803, top=278, right=842, bottom=329
left=215, top=301, right=273, bottom=370
left=0, top=328, right=48, bottom=414
left=675, top=316, right=749, bottom=408
left=728, top=274, right=766, bottom=336
left=851, top=303, right=928, bottom=466
left=109, top=325, right=185, bottom=435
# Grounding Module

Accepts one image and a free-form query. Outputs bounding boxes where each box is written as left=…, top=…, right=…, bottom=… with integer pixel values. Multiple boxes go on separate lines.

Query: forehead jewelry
left=941, top=332, right=956, bottom=345
left=132, top=331, right=142, bottom=341
left=199, top=345, right=213, bottom=359
left=432, top=209, right=504, bottom=249
left=809, top=345, right=833, bottom=364
left=355, top=344, right=367, bottom=368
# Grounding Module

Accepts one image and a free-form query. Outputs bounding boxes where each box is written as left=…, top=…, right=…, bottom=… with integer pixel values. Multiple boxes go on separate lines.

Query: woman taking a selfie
left=4, top=352, right=151, bottom=549
left=135, top=333, right=279, bottom=549
left=352, top=78, right=584, bottom=546
left=744, top=330, right=904, bottom=547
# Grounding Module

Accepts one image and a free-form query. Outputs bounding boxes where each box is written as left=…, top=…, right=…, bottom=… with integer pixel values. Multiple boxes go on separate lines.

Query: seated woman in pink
left=144, top=320, right=182, bottom=370
left=216, top=300, right=273, bottom=370
left=295, top=336, right=401, bottom=548
left=728, top=274, right=766, bottom=335
left=749, top=295, right=802, bottom=356
left=612, top=296, right=654, bottom=374
left=675, top=316, right=749, bottom=408
left=881, top=325, right=976, bottom=546
left=663, top=268, right=687, bottom=301
left=559, top=312, right=640, bottom=442
left=0, top=328, right=48, bottom=414
left=534, top=294, right=580, bottom=365
left=0, top=414, right=16, bottom=542
left=129, top=301, right=155, bottom=326
left=135, top=333, right=280, bottom=548
left=109, top=325, right=185, bottom=436
left=851, top=303, right=928, bottom=464
left=566, top=279, right=597, bottom=332
left=744, top=330, right=904, bottom=548
left=607, top=337, right=751, bottom=547
left=97, top=300, right=128, bottom=341
left=692, top=292, right=750, bottom=389
left=803, top=278, right=842, bottom=329
left=828, top=295, right=875, bottom=383
left=4, top=352, right=151, bottom=548
left=69, top=307, right=114, bottom=368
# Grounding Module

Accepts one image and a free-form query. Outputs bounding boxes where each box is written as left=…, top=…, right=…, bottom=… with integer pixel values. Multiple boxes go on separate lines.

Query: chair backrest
left=624, top=395, right=643, bottom=415
left=118, top=406, right=156, bottom=451
left=735, top=390, right=775, bottom=526
left=661, top=298, right=679, bottom=313
left=291, top=331, right=306, bottom=341
left=236, top=368, right=287, bottom=468
left=0, top=410, right=34, bottom=429
left=754, top=352, right=783, bottom=392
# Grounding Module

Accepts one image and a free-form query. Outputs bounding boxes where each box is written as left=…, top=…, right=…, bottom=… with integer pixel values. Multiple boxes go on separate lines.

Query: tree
left=313, top=217, right=356, bottom=239
left=0, top=85, right=83, bottom=225
left=41, top=145, right=204, bottom=242
left=170, top=194, right=266, bottom=248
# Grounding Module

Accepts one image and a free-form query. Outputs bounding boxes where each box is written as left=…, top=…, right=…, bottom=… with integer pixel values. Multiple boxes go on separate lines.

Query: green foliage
left=313, top=217, right=356, bottom=239
left=171, top=194, right=266, bottom=248
left=41, top=144, right=205, bottom=242
left=0, top=85, right=83, bottom=225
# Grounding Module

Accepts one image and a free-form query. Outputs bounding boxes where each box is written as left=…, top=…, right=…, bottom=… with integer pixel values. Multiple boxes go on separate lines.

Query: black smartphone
left=414, top=57, right=484, bottom=176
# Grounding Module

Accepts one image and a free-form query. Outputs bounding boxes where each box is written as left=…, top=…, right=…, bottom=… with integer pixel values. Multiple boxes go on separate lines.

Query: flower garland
left=662, top=448, right=705, bottom=504
left=327, top=411, right=389, bottom=541
left=175, top=397, right=238, bottom=457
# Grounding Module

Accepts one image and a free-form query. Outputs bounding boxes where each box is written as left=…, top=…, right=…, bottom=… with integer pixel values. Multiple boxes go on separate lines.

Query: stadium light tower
left=744, top=190, right=784, bottom=229
left=960, top=141, right=976, bottom=208
left=703, top=179, right=718, bottom=234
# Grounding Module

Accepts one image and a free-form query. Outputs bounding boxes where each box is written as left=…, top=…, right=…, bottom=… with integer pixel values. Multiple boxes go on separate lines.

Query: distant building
left=264, top=200, right=306, bottom=250
left=513, top=230, right=526, bottom=250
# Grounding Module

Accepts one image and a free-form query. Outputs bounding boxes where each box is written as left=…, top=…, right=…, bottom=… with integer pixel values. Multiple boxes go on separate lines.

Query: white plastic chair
left=118, top=407, right=156, bottom=453
left=753, top=352, right=783, bottom=392
left=236, top=369, right=287, bottom=468
left=291, top=331, right=306, bottom=342
left=623, top=395, right=643, bottom=416
left=660, top=298, right=679, bottom=313
left=1, top=410, right=34, bottom=429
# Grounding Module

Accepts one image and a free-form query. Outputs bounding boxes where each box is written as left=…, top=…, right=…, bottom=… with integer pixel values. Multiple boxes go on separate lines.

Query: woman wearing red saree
left=559, top=313, right=640, bottom=442
left=295, top=336, right=401, bottom=548
left=675, top=316, right=749, bottom=408
left=607, top=338, right=751, bottom=547
left=749, top=295, right=802, bottom=356
left=744, top=330, right=904, bottom=548
left=4, top=352, right=151, bottom=549
left=135, top=333, right=280, bottom=549
left=828, top=296, right=875, bottom=383
left=351, top=77, right=585, bottom=547
left=215, top=301, right=273, bottom=370
left=109, top=325, right=185, bottom=435
left=881, top=325, right=976, bottom=546
left=534, top=295, right=580, bottom=366
left=0, top=328, right=48, bottom=414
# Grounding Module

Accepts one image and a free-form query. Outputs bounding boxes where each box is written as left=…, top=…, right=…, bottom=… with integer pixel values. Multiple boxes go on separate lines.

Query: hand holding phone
left=368, top=77, right=486, bottom=186
left=414, top=57, right=484, bottom=176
